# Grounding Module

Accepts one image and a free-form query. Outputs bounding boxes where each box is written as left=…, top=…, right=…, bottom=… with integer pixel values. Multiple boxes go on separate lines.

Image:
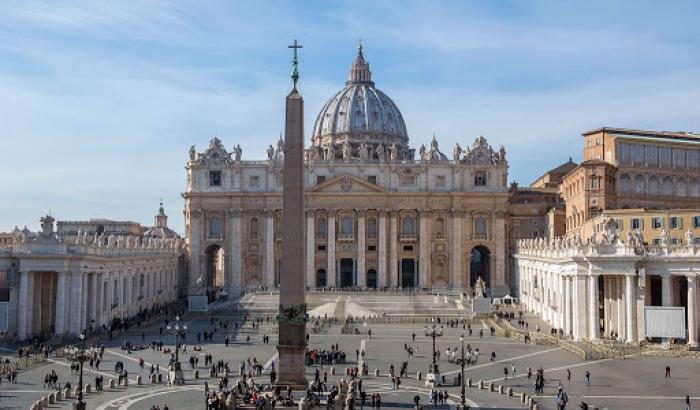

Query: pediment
left=310, top=174, right=386, bottom=193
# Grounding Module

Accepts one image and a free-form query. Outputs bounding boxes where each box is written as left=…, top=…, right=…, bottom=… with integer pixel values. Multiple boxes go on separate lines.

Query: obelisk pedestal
left=276, top=43, right=308, bottom=389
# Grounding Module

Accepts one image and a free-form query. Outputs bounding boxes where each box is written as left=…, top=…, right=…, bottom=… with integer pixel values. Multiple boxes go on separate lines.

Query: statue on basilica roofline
left=453, top=143, right=462, bottom=161
left=358, top=141, right=368, bottom=162
left=233, top=144, right=242, bottom=162
left=376, top=144, right=385, bottom=163
left=419, top=144, right=427, bottom=160
left=189, top=145, right=196, bottom=161
left=389, top=143, right=398, bottom=161
left=267, top=144, right=275, bottom=161
left=342, top=140, right=352, bottom=163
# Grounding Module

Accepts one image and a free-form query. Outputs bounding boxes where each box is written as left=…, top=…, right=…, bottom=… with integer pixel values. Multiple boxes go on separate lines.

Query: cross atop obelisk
left=288, top=39, right=302, bottom=91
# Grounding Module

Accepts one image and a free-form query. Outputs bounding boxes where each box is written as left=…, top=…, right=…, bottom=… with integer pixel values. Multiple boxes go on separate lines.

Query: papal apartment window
left=631, top=218, right=642, bottom=230
left=209, top=171, right=222, bottom=186
left=474, top=171, right=487, bottom=186
left=695, top=237, right=700, bottom=245
left=316, top=175, right=326, bottom=185
left=651, top=217, right=663, bottom=229
left=591, top=177, right=600, bottom=189
left=694, top=216, right=700, bottom=228
left=652, top=238, right=661, bottom=245
left=671, top=238, right=681, bottom=245
left=615, top=219, right=623, bottom=230
left=670, top=216, right=681, bottom=229
left=367, top=175, right=377, bottom=185
left=249, top=175, right=260, bottom=188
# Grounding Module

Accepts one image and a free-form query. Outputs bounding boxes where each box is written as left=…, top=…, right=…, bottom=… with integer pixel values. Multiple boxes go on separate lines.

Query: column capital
left=327, top=209, right=337, bottom=217
left=265, top=209, right=275, bottom=218
left=418, top=209, right=431, bottom=217
left=227, top=208, right=243, bottom=217
left=306, top=209, right=315, bottom=218
left=357, top=210, right=366, bottom=218
left=450, top=209, right=466, bottom=217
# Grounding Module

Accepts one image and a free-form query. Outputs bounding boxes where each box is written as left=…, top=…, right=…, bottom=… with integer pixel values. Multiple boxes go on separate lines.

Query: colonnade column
left=264, top=210, right=275, bottom=288
left=418, top=210, right=429, bottom=288
left=377, top=211, right=387, bottom=287
left=617, top=276, right=625, bottom=341
left=451, top=210, right=463, bottom=289
left=389, top=211, right=398, bottom=287
left=327, top=211, right=336, bottom=287
left=229, top=209, right=242, bottom=290
left=589, top=274, right=599, bottom=340
left=662, top=274, right=672, bottom=306
left=357, top=211, right=366, bottom=288
left=625, top=275, right=637, bottom=343
left=687, top=275, right=698, bottom=347
left=306, top=210, right=315, bottom=288
left=69, top=272, right=84, bottom=335
left=54, top=271, right=67, bottom=334
left=562, top=275, right=570, bottom=335
left=18, top=272, right=29, bottom=339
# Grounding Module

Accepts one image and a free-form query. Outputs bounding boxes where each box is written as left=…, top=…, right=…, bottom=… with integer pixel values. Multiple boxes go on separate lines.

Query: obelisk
left=276, top=39, right=308, bottom=389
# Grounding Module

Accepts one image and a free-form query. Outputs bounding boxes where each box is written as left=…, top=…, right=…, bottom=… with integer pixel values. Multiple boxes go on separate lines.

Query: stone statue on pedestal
left=474, top=276, right=486, bottom=298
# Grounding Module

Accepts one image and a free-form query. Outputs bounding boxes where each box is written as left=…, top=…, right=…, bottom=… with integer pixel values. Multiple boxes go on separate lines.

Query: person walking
left=685, top=394, right=691, bottom=410
left=511, top=363, right=516, bottom=377
left=503, top=366, right=509, bottom=380
left=566, top=369, right=571, bottom=382
left=584, top=370, right=590, bottom=386
left=665, top=365, right=671, bottom=379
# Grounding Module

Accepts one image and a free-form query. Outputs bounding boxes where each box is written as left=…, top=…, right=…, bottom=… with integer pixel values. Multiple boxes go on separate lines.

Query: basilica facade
left=183, top=46, right=511, bottom=295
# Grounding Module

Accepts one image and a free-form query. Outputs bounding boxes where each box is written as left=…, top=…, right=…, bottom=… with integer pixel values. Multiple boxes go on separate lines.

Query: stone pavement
left=1, top=300, right=699, bottom=409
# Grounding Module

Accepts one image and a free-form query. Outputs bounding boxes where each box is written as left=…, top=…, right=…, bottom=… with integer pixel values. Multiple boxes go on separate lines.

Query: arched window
left=316, top=217, right=326, bottom=238
left=474, top=217, right=487, bottom=237
left=634, top=175, right=645, bottom=194
left=367, top=217, right=377, bottom=237
left=402, top=216, right=415, bottom=235
left=648, top=175, right=659, bottom=196
left=209, top=217, right=221, bottom=236
left=619, top=174, right=631, bottom=193
left=691, top=178, right=700, bottom=197
left=435, top=217, right=445, bottom=237
left=249, top=217, right=259, bottom=239
left=662, top=176, right=673, bottom=196
left=341, top=216, right=353, bottom=235
left=676, top=177, right=688, bottom=197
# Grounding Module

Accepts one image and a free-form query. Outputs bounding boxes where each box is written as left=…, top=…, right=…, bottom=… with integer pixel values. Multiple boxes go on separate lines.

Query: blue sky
left=1, top=1, right=699, bottom=233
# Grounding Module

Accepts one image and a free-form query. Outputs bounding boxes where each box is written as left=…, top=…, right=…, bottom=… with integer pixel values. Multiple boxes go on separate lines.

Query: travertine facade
left=0, top=214, right=182, bottom=340
left=183, top=46, right=511, bottom=295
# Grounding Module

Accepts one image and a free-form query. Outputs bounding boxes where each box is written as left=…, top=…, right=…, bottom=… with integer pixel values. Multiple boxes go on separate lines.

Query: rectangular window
left=652, top=238, right=661, bottom=245
left=615, top=218, right=623, bottom=230
left=669, top=216, right=681, bottom=229
left=631, top=218, right=642, bottom=230
left=400, top=175, right=416, bottom=187
left=403, top=245, right=414, bottom=252
left=316, top=175, right=326, bottom=185
left=249, top=175, right=260, bottom=187
left=316, top=245, right=326, bottom=251
left=651, top=217, right=663, bottom=229
left=670, top=237, right=681, bottom=245
left=474, top=171, right=487, bottom=186
left=591, top=177, right=600, bottom=189
left=367, top=245, right=377, bottom=251
left=435, top=175, right=446, bottom=187
left=367, top=175, right=377, bottom=185
left=694, top=216, right=700, bottom=228
left=209, top=171, right=222, bottom=186
left=694, top=237, right=700, bottom=245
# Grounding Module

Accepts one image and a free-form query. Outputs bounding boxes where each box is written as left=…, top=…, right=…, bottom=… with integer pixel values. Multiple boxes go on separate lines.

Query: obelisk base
left=275, top=344, right=308, bottom=390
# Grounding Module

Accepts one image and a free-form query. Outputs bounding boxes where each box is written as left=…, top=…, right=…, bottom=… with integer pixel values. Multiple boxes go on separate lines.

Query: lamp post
left=166, top=316, right=187, bottom=385
left=66, top=332, right=88, bottom=410
left=460, top=334, right=466, bottom=408
left=423, top=318, right=444, bottom=381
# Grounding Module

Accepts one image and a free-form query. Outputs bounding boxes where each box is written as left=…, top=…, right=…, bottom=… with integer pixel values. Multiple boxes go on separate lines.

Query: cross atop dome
left=347, top=40, right=373, bottom=85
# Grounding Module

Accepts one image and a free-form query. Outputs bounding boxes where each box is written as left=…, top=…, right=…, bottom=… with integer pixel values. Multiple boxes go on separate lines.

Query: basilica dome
left=311, top=44, right=410, bottom=160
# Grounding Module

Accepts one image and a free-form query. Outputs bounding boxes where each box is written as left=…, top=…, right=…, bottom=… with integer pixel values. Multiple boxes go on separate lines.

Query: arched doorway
left=316, top=269, right=327, bottom=288
left=205, top=244, right=225, bottom=288
left=469, top=246, right=490, bottom=289
left=366, top=269, right=377, bottom=288
left=401, top=259, right=417, bottom=288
